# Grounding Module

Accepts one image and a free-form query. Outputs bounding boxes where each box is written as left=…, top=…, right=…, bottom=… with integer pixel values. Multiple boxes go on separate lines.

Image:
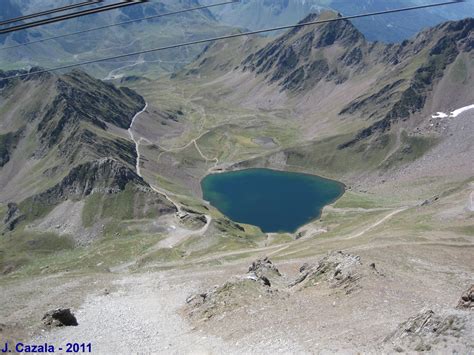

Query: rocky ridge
left=186, top=251, right=378, bottom=321
left=199, top=14, right=474, bottom=149
left=385, top=309, right=473, bottom=353
left=0, top=70, right=176, bottom=236
left=457, top=285, right=474, bottom=310
left=242, top=12, right=373, bottom=92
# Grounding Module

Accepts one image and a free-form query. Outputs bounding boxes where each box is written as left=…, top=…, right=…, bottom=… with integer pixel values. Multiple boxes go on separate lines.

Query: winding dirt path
left=145, top=92, right=221, bottom=171
left=271, top=207, right=410, bottom=259
left=127, top=102, right=213, bottom=254
left=141, top=206, right=411, bottom=271
left=345, top=207, right=408, bottom=240
left=128, top=103, right=148, bottom=177
left=104, top=54, right=145, bottom=81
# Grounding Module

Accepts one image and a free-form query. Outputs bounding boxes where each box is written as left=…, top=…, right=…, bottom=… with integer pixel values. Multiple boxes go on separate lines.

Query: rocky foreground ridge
left=186, top=253, right=473, bottom=353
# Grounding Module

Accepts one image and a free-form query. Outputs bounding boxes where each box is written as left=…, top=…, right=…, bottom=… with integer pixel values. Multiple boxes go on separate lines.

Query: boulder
left=385, top=309, right=471, bottom=352
left=42, top=309, right=78, bottom=327
left=247, top=257, right=283, bottom=287
left=456, top=285, right=474, bottom=310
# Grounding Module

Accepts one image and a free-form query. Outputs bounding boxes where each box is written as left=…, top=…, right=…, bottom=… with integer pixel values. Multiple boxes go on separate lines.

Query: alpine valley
left=0, top=1, right=473, bottom=353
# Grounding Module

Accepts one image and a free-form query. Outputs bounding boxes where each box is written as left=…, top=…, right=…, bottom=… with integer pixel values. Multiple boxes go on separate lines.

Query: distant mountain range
left=205, top=0, right=473, bottom=43
left=1, top=0, right=473, bottom=78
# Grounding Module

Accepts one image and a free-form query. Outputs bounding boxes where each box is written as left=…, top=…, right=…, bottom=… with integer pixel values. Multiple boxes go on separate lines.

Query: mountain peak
left=241, top=11, right=366, bottom=91
left=283, top=10, right=364, bottom=47
left=435, top=17, right=474, bottom=51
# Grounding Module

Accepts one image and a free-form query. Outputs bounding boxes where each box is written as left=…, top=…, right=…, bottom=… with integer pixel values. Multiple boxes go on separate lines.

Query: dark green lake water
left=201, top=168, right=345, bottom=233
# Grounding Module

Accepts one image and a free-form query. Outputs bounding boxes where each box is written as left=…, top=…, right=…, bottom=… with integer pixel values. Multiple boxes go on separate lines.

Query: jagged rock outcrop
left=248, top=257, right=282, bottom=287
left=234, top=12, right=473, bottom=149
left=36, top=70, right=144, bottom=154
left=0, top=130, right=22, bottom=168
left=34, top=158, right=147, bottom=204
left=59, top=128, right=137, bottom=167
left=242, top=11, right=371, bottom=92
left=339, top=18, right=474, bottom=148
left=42, top=309, right=78, bottom=328
left=185, top=253, right=383, bottom=322
left=384, top=309, right=473, bottom=353
left=457, top=285, right=474, bottom=310
left=186, top=258, right=282, bottom=321
left=289, top=251, right=365, bottom=294
left=3, top=203, right=25, bottom=232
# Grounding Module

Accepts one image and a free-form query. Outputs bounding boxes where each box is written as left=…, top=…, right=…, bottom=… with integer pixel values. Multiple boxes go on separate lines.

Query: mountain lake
left=201, top=168, right=345, bottom=233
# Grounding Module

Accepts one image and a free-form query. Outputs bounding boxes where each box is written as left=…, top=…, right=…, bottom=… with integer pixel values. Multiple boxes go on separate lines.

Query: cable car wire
left=0, top=1, right=148, bottom=35
left=0, top=0, right=465, bottom=81
left=0, top=0, right=239, bottom=52
left=0, top=0, right=103, bottom=27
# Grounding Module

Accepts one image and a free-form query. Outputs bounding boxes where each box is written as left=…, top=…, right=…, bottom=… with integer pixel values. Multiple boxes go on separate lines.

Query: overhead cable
left=0, top=0, right=148, bottom=35
left=0, top=0, right=239, bottom=51
left=0, top=0, right=102, bottom=27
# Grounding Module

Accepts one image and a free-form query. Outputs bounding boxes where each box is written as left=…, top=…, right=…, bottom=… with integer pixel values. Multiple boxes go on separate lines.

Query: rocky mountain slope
left=0, top=69, right=145, bottom=200
left=178, top=12, right=473, bottom=184
left=0, top=69, right=177, bottom=272
left=241, top=12, right=377, bottom=92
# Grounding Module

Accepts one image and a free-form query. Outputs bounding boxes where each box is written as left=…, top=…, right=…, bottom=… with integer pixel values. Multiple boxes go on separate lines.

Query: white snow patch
left=432, top=112, right=448, bottom=119
left=449, top=104, right=474, bottom=118
left=431, top=104, right=474, bottom=119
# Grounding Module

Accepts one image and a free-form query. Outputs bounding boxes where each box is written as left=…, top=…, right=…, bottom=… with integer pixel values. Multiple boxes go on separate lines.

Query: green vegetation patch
left=0, top=231, right=75, bottom=275
left=137, top=248, right=185, bottom=266
left=381, top=131, right=439, bottom=169
left=277, top=133, right=396, bottom=176
left=449, top=57, right=468, bottom=84
left=81, top=187, right=135, bottom=227
left=0, top=227, right=163, bottom=278
left=82, top=184, right=174, bottom=228
left=447, top=225, right=474, bottom=237
left=333, top=191, right=386, bottom=209
left=268, top=233, right=294, bottom=246
left=18, top=197, right=57, bottom=224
